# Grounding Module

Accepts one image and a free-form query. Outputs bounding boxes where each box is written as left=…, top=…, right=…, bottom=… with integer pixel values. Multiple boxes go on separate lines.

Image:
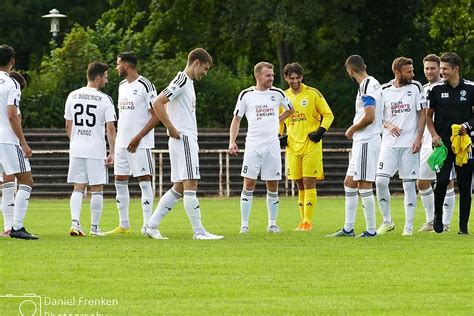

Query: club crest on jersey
left=407, top=91, right=412, bottom=96
left=301, top=100, right=308, bottom=107
left=441, top=93, right=449, bottom=98
left=270, top=95, right=276, bottom=102
left=133, top=89, right=138, bottom=95
left=460, top=90, right=466, bottom=101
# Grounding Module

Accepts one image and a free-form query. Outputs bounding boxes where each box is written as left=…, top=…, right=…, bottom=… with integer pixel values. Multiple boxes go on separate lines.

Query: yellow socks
left=304, top=188, right=316, bottom=224
left=298, top=190, right=305, bottom=222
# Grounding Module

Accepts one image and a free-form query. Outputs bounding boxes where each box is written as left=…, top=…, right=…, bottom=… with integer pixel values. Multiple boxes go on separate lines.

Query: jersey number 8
left=74, top=103, right=97, bottom=127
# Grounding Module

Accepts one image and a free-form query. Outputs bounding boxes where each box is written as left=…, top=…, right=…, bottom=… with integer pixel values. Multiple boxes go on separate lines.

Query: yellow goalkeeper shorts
left=286, top=142, right=324, bottom=180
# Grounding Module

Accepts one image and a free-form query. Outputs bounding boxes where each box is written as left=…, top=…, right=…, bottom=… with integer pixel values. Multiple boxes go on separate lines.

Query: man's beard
left=399, top=76, right=411, bottom=85
left=350, top=75, right=357, bottom=85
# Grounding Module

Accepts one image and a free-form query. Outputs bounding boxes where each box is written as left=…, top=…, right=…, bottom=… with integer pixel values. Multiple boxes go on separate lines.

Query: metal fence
left=33, top=148, right=351, bottom=197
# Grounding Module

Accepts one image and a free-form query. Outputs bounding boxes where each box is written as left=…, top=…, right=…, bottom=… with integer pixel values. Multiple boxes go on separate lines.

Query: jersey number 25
left=74, top=103, right=97, bottom=127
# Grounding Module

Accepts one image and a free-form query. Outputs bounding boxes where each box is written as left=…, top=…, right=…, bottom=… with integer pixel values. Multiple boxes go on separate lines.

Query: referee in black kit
left=426, top=52, right=474, bottom=235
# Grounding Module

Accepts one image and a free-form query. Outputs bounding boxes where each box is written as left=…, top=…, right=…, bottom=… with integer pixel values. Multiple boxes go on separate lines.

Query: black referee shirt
left=427, top=78, right=474, bottom=144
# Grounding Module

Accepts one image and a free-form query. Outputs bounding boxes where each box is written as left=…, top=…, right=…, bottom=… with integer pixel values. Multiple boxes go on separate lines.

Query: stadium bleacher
left=26, top=128, right=404, bottom=197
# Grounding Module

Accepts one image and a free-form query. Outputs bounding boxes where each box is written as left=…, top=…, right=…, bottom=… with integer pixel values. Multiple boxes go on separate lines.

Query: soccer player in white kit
left=106, top=52, right=160, bottom=236
left=0, top=70, right=26, bottom=238
left=64, top=62, right=116, bottom=237
left=229, top=62, right=294, bottom=233
left=0, top=44, right=37, bottom=239
left=327, top=55, right=383, bottom=238
left=376, top=57, right=426, bottom=236
left=145, top=48, right=223, bottom=240
left=417, top=54, right=455, bottom=232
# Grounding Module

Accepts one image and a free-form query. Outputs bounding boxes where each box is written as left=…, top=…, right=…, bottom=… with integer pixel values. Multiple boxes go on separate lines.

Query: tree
left=0, top=0, right=109, bottom=71
left=22, top=26, right=104, bottom=127
left=427, top=0, right=473, bottom=76
left=18, top=0, right=473, bottom=128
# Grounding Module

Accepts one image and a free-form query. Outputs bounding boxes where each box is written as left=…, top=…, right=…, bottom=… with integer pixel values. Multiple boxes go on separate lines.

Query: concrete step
left=24, top=128, right=353, bottom=197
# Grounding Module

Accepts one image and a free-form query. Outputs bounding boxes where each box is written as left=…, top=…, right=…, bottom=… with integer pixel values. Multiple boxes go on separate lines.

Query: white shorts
left=419, top=146, right=436, bottom=180
left=376, top=146, right=419, bottom=179
left=241, top=139, right=282, bottom=181
left=346, top=136, right=381, bottom=182
left=67, top=157, right=108, bottom=185
left=419, top=147, right=456, bottom=181
left=114, top=147, right=154, bottom=177
left=0, top=143, right=31, bottom=175
left=169, top=134, right=200, bottom=183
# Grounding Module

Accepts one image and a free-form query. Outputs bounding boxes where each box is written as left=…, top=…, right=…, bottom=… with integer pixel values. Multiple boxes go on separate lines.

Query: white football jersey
left=381, top=79, right=426, bottom=147
left=0, top=71, right=21, bottom=145
left=234, top=86, right=292, bottom=147
left=162, top=72, right=198, bottom=140
left=352, top=76, right=383, bottom=142
left=64, top=87, right=116, bottom=159
left=116, top=76, right=157, bottom=149
left=421, top=80, right=443, bottom=149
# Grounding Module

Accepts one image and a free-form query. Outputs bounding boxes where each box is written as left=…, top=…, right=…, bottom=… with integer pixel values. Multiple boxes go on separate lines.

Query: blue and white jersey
left=353, top=76, right=383, bottom=142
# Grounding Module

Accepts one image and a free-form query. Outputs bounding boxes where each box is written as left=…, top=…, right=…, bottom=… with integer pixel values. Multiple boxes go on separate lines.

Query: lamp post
left=41, top=8, right=67, bottom=38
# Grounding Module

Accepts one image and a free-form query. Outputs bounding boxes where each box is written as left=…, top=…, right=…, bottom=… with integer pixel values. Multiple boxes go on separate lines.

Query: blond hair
left=254, top=62, right=273, bottom=76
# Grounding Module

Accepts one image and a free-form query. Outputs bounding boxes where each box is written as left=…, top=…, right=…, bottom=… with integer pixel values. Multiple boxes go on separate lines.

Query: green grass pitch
left=1, top=196, right=472, bottom=315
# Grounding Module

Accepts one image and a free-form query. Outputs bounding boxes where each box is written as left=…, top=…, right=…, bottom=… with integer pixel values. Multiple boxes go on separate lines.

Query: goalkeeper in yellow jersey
left=281, top=62, right=334, bottom=231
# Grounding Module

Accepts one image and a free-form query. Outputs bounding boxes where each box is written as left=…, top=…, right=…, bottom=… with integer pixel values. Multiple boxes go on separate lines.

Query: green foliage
left=22, top=26, right=104, bottom=127
left=134, top=52, right=254, bottom=127
left=195, top=58, right=255, bottom=127
left=16, top=0, right=474, bottom=128
left=428, top=0, right=473, bottom=76
left=0, top=0, right=109, bottom=70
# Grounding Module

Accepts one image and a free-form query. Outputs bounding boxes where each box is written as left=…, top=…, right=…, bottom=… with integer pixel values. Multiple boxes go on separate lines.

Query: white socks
left=419, top=187, right=434, bottom=223
left=139, top=181, right=153, bottom=227
left=71, top=190, right=105, bottom=230
left=114, top=180, right=154, bottom=229
left=90, top=191, right=103, bottom=230
left=343, top=186, right=358, bottom=232
left=240, top=190, right=279, bottom=228
left=240, top=189, right=254, bottom=227
left=443, top=188, right=455, bottom=225
left=376, top=176, right=392, bottom=224
left=343, top=186, right=376, bottom=234
left=360, top=188, right=376, bottom=234
left=148, top=188, right=181, bottom=228
left=2, top=182, right=15, bottom=231
left=70, top=190, right=84, bottom=228
left=402, top=180, right=416, bottom=231
left=420, top=186, right=455, bottom=225
left=266, top=191, right=279, bottom=226
left=115, top=180, right=130, bottom=228
left=183, top=190, right=205, bottom=234
left=12, top=185, right=32, bottom=230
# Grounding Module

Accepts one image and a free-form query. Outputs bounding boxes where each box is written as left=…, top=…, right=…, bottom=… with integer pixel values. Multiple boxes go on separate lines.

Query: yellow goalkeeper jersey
left=282, top=83, right=334, bottom=155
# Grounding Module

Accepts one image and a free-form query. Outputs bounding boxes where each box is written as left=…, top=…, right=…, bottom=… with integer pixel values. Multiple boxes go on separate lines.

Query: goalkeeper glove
left=278, top=134, right=288, bottom=147
left=308, top=127, right=326, bottom=143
